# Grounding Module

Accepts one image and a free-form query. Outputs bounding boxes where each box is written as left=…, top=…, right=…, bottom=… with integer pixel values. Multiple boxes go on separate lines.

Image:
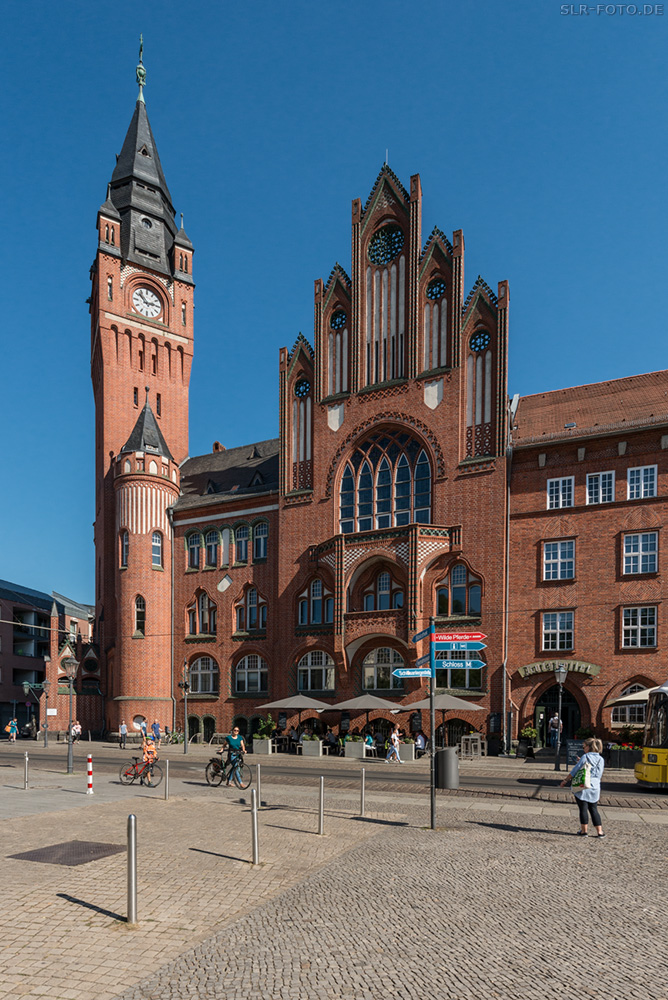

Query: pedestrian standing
left=119, top=719, right=128, bottom=749
left=151, top=718, right=161, bottom=747
left=385, top=724, right=403, bottom=764
left=560, top=736, right=606, bottom=838
left=548, top=712, right=562, bottom=748
left=72, top=720, right=82, bottom=743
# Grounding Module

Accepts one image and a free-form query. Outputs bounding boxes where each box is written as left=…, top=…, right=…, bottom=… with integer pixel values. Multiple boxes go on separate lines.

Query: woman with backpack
left=560, top=736, right=605, bottom=838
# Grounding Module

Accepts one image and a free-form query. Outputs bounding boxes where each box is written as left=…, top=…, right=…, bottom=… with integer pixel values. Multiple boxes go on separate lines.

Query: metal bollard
left=127, top=814, right=138, bottom=925
left=318, top=775, right=324, bottom=836
left=164, top=759, right=169, bottom=801
left=256, top=762, right=261, bottom=808
left=360, top=767, right=366, bottom=817
left=86, top=755, right=94, bottom=794
left=24, top=751, right=29, bottom=790
left=251, top=788, right=259, bottom=865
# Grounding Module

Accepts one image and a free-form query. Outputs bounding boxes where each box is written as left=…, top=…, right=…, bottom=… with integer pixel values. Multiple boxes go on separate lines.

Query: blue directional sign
left=415, top=653, right=431, bottom=667
left=434, top=659, right=485, bottom=670
left=392, top=668, right=432, bottom=678
left=436, top=641, right=486, bottom=652
left=411, top=628, right=431, bottom=644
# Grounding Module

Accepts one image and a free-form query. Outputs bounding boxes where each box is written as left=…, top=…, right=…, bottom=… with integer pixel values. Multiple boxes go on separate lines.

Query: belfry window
left=365, top=225, right=406, bottom=385
left=339, top=430, right=432, bottom=533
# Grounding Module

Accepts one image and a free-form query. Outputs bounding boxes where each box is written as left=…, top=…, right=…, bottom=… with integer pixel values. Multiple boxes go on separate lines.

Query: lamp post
left=21, top=678, right=52, bottom=748
left=62, top=657, right=79, bottom=774
left=178, top=659, right=189, bottom=755
left=554, top=663, right=568, bottom=772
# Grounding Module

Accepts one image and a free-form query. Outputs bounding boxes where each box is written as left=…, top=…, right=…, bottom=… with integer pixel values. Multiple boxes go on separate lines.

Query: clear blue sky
left=1, top=0, right=665, bottom=602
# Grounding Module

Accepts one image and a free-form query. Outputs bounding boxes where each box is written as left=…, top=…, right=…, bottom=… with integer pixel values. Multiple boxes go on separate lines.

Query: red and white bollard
left=86, top=755, right=94, bottom=795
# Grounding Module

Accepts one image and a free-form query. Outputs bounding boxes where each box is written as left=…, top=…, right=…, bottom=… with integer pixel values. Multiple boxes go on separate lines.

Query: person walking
left=548, top=712, right=562, bottom=748
left=151, top=718, right=161, bottom=748
left=71, top=721, right=82, bottom=743
left=139, top=719, right=148, bottom=739
left=560, top=736, right=605, bottom=837
left=385, top=724, right=403, bottom=764
left=8, top=718, right=19, bottom=743
left=119, top=719, right=128, bottom=750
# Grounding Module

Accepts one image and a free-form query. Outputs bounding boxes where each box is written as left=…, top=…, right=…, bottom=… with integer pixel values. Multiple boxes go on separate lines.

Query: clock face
left=132, top=287, right=162, bottom=319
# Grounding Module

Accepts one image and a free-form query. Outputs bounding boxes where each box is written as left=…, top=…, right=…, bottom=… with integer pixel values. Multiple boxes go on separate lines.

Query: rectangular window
left=622, top=606, right=656, bottom=647
left=587, top=471, right=614, bottom=505
left=434, top=651, right=483, bottom=690
left=628, top=465, right=657, bottom=500
left=133, top=387, right=139, bottom=407
left=547, top=477, right=574, bottom=510
left=298, top=599, right=308, bottom=626
left=542, top=611, right=574, bottom=651
left=236, top=526, right=248, bottom=563
left=156, top=393, right=161, bottom=417
left=624, top=532, right=658, bottom=574
left=253, top=523, right=268, bottom=560
left=543, top=540, right=575, bottom=580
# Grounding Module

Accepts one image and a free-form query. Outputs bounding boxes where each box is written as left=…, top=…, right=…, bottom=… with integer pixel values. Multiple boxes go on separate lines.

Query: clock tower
left=90, top=43, right=194, bottom=729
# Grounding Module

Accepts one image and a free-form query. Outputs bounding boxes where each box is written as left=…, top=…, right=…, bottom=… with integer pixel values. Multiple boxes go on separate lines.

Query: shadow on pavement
left=350, top=816, right=409, bottom=827
left=57, top=892, right=125, bottom=922
left=189, top=847, right=248, bottom=863
left=468, top=820, right=576, bottom=837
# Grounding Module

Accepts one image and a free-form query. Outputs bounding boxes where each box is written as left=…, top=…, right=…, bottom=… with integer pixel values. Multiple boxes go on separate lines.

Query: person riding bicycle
left=142, top=736, right=158, bottom=785
left=217, top=726, right=246, bottom=785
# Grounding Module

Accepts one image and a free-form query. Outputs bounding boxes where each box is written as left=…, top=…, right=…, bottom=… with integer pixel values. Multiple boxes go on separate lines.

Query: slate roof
left=177, top=438, right=280, bottom=511
left=0, top=581, right=93, bottom=616
left=513, top=370, right=668, bottom=447
left=121, top=396, right=174, bottom=460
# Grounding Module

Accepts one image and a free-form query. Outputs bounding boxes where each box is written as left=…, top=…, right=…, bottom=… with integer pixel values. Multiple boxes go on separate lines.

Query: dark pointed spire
left=174, top=212, right=193, bottom=250
left=120, top=388, right=174, bottom=461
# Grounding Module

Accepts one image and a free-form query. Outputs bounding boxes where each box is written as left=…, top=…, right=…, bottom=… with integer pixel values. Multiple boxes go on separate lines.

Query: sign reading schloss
left=432, top=632, right=487, bottom=642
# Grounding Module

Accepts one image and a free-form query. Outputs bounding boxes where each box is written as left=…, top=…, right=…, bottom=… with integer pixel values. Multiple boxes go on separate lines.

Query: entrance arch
left=534, top=685, right=581, bottom=745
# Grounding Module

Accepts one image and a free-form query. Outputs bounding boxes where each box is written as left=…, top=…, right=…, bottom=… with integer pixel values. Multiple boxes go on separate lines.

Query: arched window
left=120, top=531, right=129, bottom=569
left=326, top=308, right=349, bottom=396
left=466, top=328, right=493, bottom=458
left=297, top=650, right=335, bottom=692
left=134, top=596, right=146, bottom=636
left=235, top=525, right=249, bottom=563
left=190, top=656, right=219, bottom=694
left=436, top=564, right=482, bottom=617
left=235, top=588, right=267, bottom=632
left=365, top=224, right=406, bottom=386
left=423, top=276, right=448, bottom=371
left=297, top=579, right=333, bottom=626
left=235, top=654, right=268, bottom=694
left=434, top=649, right=484, bottom=691
left=187, top=592, right=216, bottom=635
left=253, top=522, right=268, bottom=560
left=362, top=647, right=404, bottom=690
left=187, top=533, right=201, bottom=569
left=152, top=531, right=162, bottom=568
left=107, top=275, right=113, bottom=301
left=339, top=430, right=432, bottom=533
left=611, top=683, right=648, bottom=725
left=205, top=530, right=219, bottom=567
left=362, top=570, right=404, bottom=611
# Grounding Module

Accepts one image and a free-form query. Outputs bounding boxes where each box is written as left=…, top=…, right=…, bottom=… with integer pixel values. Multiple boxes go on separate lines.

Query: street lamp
left=178, top=659, right=189, bottom=755
left=21, top=678, right=52, bottom=748
left=62, top=657, right=79, bottom=774
left=554, top=663, right=568, bottom=772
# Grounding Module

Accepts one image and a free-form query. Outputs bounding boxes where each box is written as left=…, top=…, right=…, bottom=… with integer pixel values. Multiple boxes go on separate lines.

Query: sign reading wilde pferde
left=518, top=660, right=601, bottom=679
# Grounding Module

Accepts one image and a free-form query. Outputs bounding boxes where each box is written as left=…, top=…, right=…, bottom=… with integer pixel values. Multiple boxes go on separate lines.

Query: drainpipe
left=167, top=505, right=176, bottom=732
left=502, top=394, right=520, bottom=753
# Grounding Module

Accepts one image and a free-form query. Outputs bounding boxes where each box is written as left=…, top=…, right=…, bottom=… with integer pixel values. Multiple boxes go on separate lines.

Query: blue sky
left=1, top=0, right=665, bottom=601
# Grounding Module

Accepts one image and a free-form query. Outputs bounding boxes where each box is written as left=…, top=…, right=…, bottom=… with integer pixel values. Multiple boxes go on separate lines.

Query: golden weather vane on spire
left=136, top=34, right=146, bottom=103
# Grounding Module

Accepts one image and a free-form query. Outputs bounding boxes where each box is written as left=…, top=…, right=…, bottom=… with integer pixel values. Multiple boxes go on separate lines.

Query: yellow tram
left=635, top=680, right=668, bottom=789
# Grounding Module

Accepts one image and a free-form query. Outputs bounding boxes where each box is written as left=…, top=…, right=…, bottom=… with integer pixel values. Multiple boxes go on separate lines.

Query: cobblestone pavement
left=2, top=755, right=666, bottom=1000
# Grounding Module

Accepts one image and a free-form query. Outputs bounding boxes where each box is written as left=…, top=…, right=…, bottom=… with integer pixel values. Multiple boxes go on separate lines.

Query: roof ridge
left=361, top=164, right=410, bottom=216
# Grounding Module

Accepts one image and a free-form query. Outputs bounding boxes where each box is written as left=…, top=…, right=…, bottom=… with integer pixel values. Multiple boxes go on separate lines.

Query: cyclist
left=217, top=726, right=246, bottom=785
left=141, top=735, right=158, bottom=785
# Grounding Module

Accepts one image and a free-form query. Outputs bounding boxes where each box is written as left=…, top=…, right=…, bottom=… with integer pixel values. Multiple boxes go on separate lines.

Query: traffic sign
left=415, top=653, right=431, bottom=667
left=434, top=641, right=486, bottom=651
left=392, top=668, right=432, bottom=678
left=411, top=628, right=431, bottom=644
left=432, top=631, right=487, bottom=642
left=432, top=658, right=485, bottom=670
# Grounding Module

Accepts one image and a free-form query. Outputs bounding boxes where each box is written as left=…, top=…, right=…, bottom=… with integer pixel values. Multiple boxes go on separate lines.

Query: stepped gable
left=178, top=438, right=280, bottom=508
left=513, top=370, right=668, bottom=445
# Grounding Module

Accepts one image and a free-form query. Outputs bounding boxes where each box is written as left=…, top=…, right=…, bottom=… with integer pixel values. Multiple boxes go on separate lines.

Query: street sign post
left=392, top=668, right=432, bottom=678
left=411, top=627, right=431, bottom=644
left=436, top=641, right=486, bottom=651
left=431, top=656, right=486, bottom=669
left=432, top=631, right=487, bottom=642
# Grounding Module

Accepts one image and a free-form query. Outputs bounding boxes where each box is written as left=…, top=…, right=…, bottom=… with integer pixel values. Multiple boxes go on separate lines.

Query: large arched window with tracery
left=339, top=430, right=432, bottom=533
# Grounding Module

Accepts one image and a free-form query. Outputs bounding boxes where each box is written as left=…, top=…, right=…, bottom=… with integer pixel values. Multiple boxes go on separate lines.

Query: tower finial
left=136, top=34, right=146, bottom=104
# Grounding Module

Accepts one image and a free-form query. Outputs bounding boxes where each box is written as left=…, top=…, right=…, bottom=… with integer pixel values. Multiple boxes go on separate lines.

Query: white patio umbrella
left=329, top=693, right=410, bottom=729
left=404, top=693, right=484, bottom=745
left=603, top=686, right=659, bottom=708
left=254, top=694, right=333, bottom=726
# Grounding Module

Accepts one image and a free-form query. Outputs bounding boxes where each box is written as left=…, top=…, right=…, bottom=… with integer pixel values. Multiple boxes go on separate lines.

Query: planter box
left=344, top=741, right=365, bottom=759
left=398, top=743, right=415, bottom=762
left=252, top=738, right=273, bottom=755
left=608, top=748, right=642, bottom=769
left=301, top=740, right=323, bottom=757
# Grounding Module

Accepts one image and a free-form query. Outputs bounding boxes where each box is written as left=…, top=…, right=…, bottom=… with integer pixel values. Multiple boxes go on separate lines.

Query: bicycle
left=205, top=751, right=252, bottom=789
left=161, top=730, right=184, bottom=745
left=119, top=756, right=163, bottom=787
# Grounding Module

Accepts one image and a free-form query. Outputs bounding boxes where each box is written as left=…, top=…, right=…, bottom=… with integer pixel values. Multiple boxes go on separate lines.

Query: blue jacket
left=570, top=751, right=604, bottom=803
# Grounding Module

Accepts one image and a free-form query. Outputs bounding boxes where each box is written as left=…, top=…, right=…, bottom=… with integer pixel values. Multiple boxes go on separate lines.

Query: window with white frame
left=253, top=522, right=268, bottom=560
left=362, top=570, right=404, bottom=611
left=235, top=525, right=249, bottom=563
left=547, top=477, right=574, bottom=510
left=628, top=465, right=657, bottom=500
left=297, top=650, right=335, bottom=692
left=235, top=654, right=268, bottom=694
left=623, top=532, right=657, bottom=575
left=189, top=656, right=219, bottom=694
left=434, top=649, right=484, bottom=690
left=587, top=471, right=615, bottom=505
left=235, top=588, right=267, bottom=632
left=611, top=683, right=648, bottom=725
left=205, top=530, right=219, bottom=567
left=152, top=531, right=163, bottom=568
left=543, top=540, right=575, bottom=580
left=622, top=606, right=656, bottom=647
left=542, top=611, right=573, bottom=651
left=298, top=579, right=333, bottom=626
left=362, top=647, right=404, bottom=690
left=187, top=533, right=201, bottom=569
